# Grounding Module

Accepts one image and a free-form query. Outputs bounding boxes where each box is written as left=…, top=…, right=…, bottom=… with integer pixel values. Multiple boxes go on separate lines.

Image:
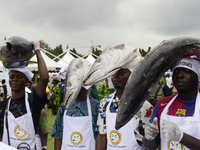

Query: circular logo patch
left=167, top=140, right=184, bottom=150
left=110, top=130, right=122, bottom=145
left=14, top=126, right=27, bottom=138
left=70, top=131, right=83, bottom=145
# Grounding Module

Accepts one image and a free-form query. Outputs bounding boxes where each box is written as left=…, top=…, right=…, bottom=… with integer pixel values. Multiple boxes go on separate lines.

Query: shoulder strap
left=5, top=100, right=10, bottom=145
left=154, top=84, right=163, bottom=100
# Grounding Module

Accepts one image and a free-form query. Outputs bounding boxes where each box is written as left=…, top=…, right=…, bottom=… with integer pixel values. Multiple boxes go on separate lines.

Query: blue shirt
left=59, top=82, right=65, bottom=91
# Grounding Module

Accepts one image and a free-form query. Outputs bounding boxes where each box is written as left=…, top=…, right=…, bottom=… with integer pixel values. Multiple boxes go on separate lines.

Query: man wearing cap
left=0, top=49, right=49, bottom=150
left=143, top=56, right=200, bottom=150
left=96, top=67, right=152, bottom=150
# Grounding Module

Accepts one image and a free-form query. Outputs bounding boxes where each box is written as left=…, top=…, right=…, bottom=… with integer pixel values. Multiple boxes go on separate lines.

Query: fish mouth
left=64, top=91, right=74, bottom=109
left=83, top=69, right=97, bottom=83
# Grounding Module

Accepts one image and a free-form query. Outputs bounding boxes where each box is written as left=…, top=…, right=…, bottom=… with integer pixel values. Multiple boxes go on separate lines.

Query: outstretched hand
left=145, top=117, right=159, bottom=141
left=161, top=118, right=183, bottom=142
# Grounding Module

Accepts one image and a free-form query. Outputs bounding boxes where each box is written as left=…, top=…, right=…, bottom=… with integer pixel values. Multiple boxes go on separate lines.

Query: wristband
left=42, top=146, right=47, bottom=150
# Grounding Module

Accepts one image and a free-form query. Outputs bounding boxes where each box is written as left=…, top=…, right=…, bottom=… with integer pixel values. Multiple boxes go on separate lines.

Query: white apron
left=61, top=95, right=95, bottom=150
left=2, top=92, right=41, bottom=150
left=106, top=94, right=143, bottom=150
left=160, top=93, right=200, bottom=150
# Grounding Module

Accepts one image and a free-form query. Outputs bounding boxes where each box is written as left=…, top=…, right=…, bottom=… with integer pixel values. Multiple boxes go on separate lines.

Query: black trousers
left=52, top=105, right=57, bottom=115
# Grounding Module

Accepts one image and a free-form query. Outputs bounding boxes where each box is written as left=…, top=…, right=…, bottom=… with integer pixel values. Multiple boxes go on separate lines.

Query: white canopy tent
left=0, top=61, right=7, bottom=72
left=27, top=49, right=63, bottom=72
left=86, top=53, right=96, bottom=64
left=57, top=50, right=75, bottom=67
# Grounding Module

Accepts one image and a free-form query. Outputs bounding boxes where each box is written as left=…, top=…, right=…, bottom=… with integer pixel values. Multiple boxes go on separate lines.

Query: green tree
left=40, top=40, right=52, bottom=51
left=70, top=48, right=83, bottom=58
left=92, top=48, right=102, bottom=58
left=40, top=40, right=64, bottom=62
left=52, top=44, right=63, bottom=62
left=139, top=47, right=151, bottom=57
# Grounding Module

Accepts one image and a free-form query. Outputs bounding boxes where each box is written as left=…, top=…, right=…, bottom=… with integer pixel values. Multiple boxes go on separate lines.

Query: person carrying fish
left=50, top=58, right=99, bottom=150
left=0, top=36, right=49, bottom=150
left=143, top=55, right=200, bottom=150
left=83, top=44, right=153, bottom=150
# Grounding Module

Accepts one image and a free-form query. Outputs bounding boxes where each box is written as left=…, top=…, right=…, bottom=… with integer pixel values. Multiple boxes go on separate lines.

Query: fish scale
left=115, top=37, right=200, bottom=130
left=84, top=43, right=142, bottom=86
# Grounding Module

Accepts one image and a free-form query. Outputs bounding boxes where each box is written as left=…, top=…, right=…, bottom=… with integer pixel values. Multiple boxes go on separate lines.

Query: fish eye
left=77, top=60, right=83, bottom=68
left=95, top=58, right=101, bottom=63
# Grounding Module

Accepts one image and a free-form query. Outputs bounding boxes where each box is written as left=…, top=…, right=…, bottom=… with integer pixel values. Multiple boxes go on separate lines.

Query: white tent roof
left=27, top=50, right=63, bottom=71
left=86, top=54, right=96, bottom=64
left=57, top=51, right=75, bottom=67
left=0, top=61, right=7, bottom=72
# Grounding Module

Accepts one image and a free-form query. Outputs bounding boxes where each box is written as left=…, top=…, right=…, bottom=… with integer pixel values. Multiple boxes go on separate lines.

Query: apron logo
left=70, top=131, right=83, bottom=145
left=110, top=130, right=122, bottom=145
left=175, top=109, right=186, bottom=117
left=14, top=125, right=27, bottom=139
left=167, top=140, right=184, bottom=150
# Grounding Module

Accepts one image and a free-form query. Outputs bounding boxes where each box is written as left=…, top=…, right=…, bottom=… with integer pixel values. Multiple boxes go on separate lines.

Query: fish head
left=84, top=43, right=142, bottom=85
left=63, top=58, right=91, bottom=109
left=0, top=36, right=35, bottom=68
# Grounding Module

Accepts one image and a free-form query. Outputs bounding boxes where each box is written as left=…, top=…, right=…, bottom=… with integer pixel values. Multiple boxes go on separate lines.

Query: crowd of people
left=0, top=36, right=199, bottom=150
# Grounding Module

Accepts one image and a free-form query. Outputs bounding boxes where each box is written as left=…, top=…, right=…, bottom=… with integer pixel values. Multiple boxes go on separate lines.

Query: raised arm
left=35, top=49, right=49, bottom=99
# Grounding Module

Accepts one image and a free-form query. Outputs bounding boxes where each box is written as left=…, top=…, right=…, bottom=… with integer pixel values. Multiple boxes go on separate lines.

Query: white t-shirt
left=166, top=76, right=173, bottom=88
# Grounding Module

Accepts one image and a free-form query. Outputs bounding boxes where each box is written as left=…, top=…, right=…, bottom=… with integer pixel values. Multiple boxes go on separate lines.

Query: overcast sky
left=1, top=0, right=200, bottom=55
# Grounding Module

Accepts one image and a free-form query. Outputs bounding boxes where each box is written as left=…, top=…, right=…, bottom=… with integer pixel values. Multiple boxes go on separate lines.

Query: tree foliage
left=139, top=47, right=151, bottom=57
left=40, top=40, right=64, bottom=62
left=70, top=48, right=83, bottom=58
left=40, top=40, right=52, bottom=51
left=40, top=40, right=152, bottom=62
left=92, top=48, right=102, bottom=58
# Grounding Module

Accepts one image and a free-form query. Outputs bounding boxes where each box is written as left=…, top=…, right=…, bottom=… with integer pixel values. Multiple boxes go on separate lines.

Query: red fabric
left=156, top=95, right=175, bottom=130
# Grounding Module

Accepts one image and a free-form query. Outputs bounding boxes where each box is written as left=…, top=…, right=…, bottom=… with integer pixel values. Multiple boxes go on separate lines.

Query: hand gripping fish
left=115, top=37, right=200, bottom=130
left=0, top=36, right=35, bottom=68
left=63, top=58, right=92, bottom=109
left=84, top=43, right=142, bottom=86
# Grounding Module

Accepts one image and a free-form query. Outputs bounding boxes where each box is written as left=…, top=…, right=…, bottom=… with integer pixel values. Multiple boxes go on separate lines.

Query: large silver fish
left=0, top=36, right=35, bottom=68
left=84, top=43, right=142, bottom=85
left=63, top=58, right=92, bottom=109
left=115, top=37, right=200, bottom=130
